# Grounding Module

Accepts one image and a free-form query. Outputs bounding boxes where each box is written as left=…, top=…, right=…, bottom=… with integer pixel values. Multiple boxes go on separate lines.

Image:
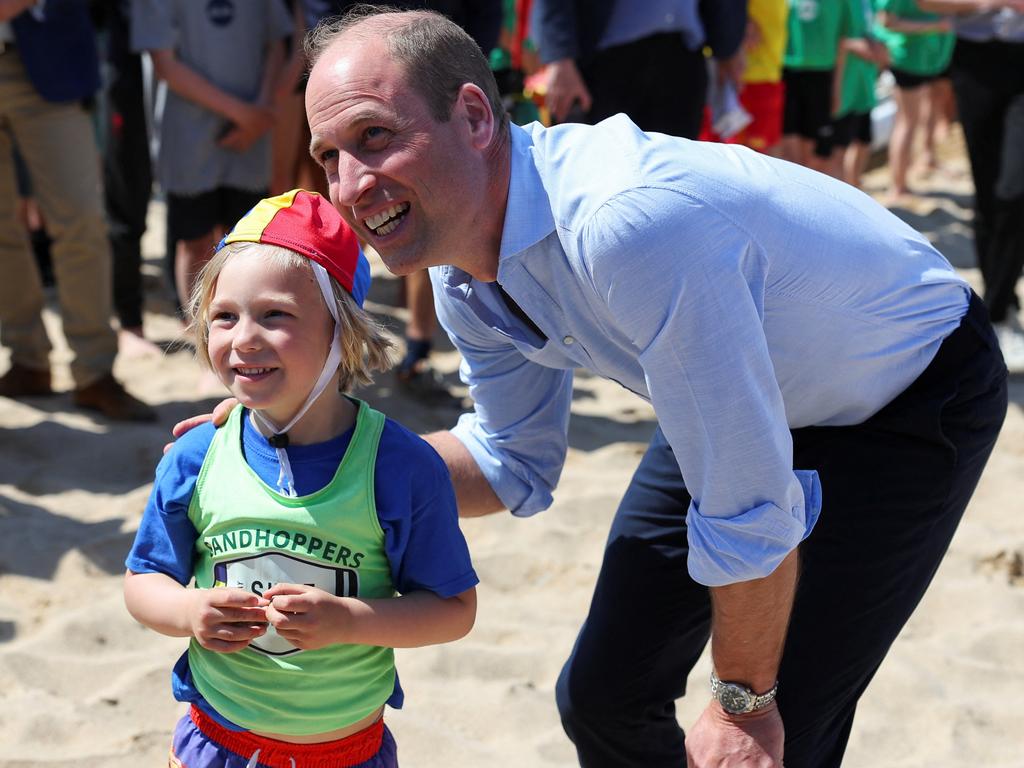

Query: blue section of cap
left=351, top=248, right=371, bottom=307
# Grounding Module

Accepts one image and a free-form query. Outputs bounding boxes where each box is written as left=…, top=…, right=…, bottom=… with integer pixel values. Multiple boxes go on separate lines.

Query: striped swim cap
left=218, top=189, right=371, bottom=307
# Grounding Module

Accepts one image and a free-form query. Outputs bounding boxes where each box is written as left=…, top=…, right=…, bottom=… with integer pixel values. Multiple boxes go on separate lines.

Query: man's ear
left=455, top=83, right=496, bottom=150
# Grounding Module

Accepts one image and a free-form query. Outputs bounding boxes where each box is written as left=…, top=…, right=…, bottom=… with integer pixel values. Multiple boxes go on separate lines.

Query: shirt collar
left=498, top=123, right=556, bottom=267
left=438, top=123, right=555, bottom=290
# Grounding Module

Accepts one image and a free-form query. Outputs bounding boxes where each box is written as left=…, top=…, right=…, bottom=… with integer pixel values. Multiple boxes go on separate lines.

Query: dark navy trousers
left=556, top=293, right=1008, bottom=767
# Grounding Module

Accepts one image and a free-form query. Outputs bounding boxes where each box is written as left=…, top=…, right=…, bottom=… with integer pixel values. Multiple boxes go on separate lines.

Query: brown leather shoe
left=0, top=363, right=53, bottom=398
left=73, top=374, right=156, bottom=422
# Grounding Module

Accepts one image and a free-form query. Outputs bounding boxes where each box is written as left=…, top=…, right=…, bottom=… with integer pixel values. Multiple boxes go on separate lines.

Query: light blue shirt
left=431, top=116, right=970, bottom=587
left=954, top=9, right=1024, bottom=42
left=600, top=0, right=704, bottom=51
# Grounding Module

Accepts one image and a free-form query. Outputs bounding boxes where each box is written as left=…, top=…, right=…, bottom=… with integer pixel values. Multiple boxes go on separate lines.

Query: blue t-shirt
left=126, top=408, right=478, bottom=730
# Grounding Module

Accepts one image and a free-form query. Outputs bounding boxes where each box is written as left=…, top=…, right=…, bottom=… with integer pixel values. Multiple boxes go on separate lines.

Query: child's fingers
left=210, top=588, right=269, bottom=608
left=261, top=582, right=310, bottom=599
left=265, top=599, right=317, bottom=629
left=196, top=621, right=267, bottom=652
left=222, top=605, right=269, bottom=623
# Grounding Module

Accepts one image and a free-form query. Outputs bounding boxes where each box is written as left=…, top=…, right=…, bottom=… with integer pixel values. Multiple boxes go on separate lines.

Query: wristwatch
left=709, top=671, right=778, bottom=715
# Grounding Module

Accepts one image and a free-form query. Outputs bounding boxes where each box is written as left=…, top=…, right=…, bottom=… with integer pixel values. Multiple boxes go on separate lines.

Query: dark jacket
left=532, top=0, right=747, bottom=64
left=11, top=0, right=100, bottom=103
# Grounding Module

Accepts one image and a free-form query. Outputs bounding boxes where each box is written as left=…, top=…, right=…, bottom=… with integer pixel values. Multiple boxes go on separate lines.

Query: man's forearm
left=709, top=549, right=799, bottom=693
left=422, top=431, right=506, bottom=517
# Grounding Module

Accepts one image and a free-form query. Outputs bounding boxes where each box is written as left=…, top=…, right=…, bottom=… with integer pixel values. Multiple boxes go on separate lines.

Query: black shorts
left=890, top=68, right=938, bottom=90
left=166, top=186, right=266, bottom=242
left=832, top=111, right=873, bottom=148
left=782, top=68, right=835, bottom=156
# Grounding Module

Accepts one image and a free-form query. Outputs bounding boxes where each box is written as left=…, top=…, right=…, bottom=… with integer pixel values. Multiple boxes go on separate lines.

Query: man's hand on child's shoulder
left=165, top=398, right=238, bottom=454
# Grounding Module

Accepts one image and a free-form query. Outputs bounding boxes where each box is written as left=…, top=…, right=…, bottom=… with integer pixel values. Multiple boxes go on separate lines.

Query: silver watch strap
left=710, top=671, right=778, bottom=712
left=750, top=683, right=778, bottom=710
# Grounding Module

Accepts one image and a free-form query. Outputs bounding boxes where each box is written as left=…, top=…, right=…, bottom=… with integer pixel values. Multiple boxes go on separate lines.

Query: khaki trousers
left=0, top=48, right=115, bottom=387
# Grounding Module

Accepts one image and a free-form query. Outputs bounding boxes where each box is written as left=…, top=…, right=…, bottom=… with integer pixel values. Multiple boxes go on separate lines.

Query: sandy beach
left=1, top=129, right=1022, bottom=767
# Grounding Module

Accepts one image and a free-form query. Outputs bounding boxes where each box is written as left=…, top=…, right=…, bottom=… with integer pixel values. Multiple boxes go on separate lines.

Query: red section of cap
left=261, top=191, right=361, bottom=294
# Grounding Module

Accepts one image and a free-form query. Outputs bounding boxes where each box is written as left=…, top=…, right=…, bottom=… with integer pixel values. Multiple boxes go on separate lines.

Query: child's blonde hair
left=187, top=241, right=393, bottom=392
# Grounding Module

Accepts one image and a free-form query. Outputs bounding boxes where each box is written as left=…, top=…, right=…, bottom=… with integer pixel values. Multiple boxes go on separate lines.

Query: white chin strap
left=251, top=261, right=342, bottom=497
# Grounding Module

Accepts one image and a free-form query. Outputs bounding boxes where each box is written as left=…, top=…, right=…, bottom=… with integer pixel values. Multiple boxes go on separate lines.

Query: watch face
left=718, top=683, right=753, bottom=714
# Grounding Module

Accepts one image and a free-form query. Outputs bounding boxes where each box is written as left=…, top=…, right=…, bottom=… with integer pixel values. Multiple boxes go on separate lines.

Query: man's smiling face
left=306, top=35, right=493, bottom=277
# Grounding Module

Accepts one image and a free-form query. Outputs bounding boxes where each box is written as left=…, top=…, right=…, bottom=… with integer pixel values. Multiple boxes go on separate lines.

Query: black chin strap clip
left=268, top=433, right=290, bottom=449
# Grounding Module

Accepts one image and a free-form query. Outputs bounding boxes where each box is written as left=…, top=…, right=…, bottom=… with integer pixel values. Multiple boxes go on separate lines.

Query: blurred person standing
left=780, top=0, right=868, bottom=173
left=736, top=0, right=789, bottom=154
left=831, top=0, right=889, bottom=187
left=98, top=0, right=160, bottom=358
left=700, top=0, right=789, bottom=155
left=0, top=0, right=154, bottom=421
left=269, top=0, right=309, bottom=196
left=130, top=0, right=292, bottom=314
left=920, top=0, right=1024, bottom=372
left=875, top=0, right=955, bottom=200
left=532, top=0, right=747, bottom=138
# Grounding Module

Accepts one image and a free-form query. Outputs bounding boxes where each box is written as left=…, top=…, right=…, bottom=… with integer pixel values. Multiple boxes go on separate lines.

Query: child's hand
left=219, top=103, right=275, bottom=152
left=187, top=588, right=269, bottom=653
left=263, top=583, right=353, bottom=651
left=870, top=40, right=891, bottom=69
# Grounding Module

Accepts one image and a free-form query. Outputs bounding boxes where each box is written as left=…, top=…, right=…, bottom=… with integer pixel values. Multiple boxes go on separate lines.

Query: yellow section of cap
left=222, top=189, right=301, bottom=246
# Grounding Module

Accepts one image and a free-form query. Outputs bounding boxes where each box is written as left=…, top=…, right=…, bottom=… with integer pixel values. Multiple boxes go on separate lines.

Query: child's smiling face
left=206, top=251, right=336, bottom=426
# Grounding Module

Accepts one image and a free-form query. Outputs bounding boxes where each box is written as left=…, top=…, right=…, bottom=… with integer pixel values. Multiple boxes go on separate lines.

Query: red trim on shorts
left=189, top=706, right=384, bottom=768
left=699, top=82, right=784, bottom=152
left=738, top=82, right=784, bottom=151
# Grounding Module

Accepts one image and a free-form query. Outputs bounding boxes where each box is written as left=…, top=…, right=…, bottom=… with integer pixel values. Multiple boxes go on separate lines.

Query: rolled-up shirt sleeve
left=583, top=186, right=821, bottom=586
left=432, top=273, right=575, bottom=516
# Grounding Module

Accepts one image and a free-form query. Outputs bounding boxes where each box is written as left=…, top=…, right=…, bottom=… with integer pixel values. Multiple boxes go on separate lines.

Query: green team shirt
left=875, top=0, right=955, bottom=75
left=837, top=0, right=879, bottom=116
left=188, top=402, right=398, bottom=735
left=837, top=53, right=878, bottom=116
left=785, top=0, right=867, bottom=70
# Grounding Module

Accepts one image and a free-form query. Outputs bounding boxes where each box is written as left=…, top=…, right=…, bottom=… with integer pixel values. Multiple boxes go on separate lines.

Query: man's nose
left=332, top=154, right=376, bottom=209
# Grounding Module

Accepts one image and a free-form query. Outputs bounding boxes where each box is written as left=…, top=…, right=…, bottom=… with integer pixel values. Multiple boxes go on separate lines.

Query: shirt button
left=562, top=335, right=575, bottom=346
left=665, top=13, right=675, bottom=24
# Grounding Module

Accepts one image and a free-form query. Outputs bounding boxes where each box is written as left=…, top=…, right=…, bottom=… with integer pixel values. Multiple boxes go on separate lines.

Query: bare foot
left=879, top=189, right=913, bottom=208
left=118, top=327, right=162, bottom=359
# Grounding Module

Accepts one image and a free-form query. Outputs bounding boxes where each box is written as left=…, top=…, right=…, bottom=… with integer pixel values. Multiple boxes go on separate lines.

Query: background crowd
left=1, top=0, right=1022, bottom=412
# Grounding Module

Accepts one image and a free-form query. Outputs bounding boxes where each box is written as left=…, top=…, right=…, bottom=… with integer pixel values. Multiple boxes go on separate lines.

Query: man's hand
left=166, top=397, right=238, bottom=454
left=716, top=51, right=747, bottom=87
left=686, top=701, right=784, bottom=767
left=263, top=583, right=353, bottom=651
left=544, top=58, right=592, bottom=123
left=186, top=587, right=269, bottom=653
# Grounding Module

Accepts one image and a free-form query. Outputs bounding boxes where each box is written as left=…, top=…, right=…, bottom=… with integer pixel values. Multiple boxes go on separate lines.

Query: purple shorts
left=169, top=706, right=398, bottom=768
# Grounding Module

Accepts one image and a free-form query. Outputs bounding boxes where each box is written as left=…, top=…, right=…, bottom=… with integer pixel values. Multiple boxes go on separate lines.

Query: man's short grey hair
left=305, top=4, right=509, bottom=135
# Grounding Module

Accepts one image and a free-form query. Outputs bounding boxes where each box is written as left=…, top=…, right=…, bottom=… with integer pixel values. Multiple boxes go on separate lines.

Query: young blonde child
left=124, top=190, right=478, bottom=767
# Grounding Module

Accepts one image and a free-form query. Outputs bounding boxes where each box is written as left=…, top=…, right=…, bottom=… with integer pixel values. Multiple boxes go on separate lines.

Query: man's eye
left=364, top=126, right=389, bottom=142
left=319, top=148, right=338, bottom=166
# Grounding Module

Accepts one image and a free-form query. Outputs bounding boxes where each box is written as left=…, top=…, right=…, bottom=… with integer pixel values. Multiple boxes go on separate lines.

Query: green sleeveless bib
left=187, top=401, right=396, bottom=735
